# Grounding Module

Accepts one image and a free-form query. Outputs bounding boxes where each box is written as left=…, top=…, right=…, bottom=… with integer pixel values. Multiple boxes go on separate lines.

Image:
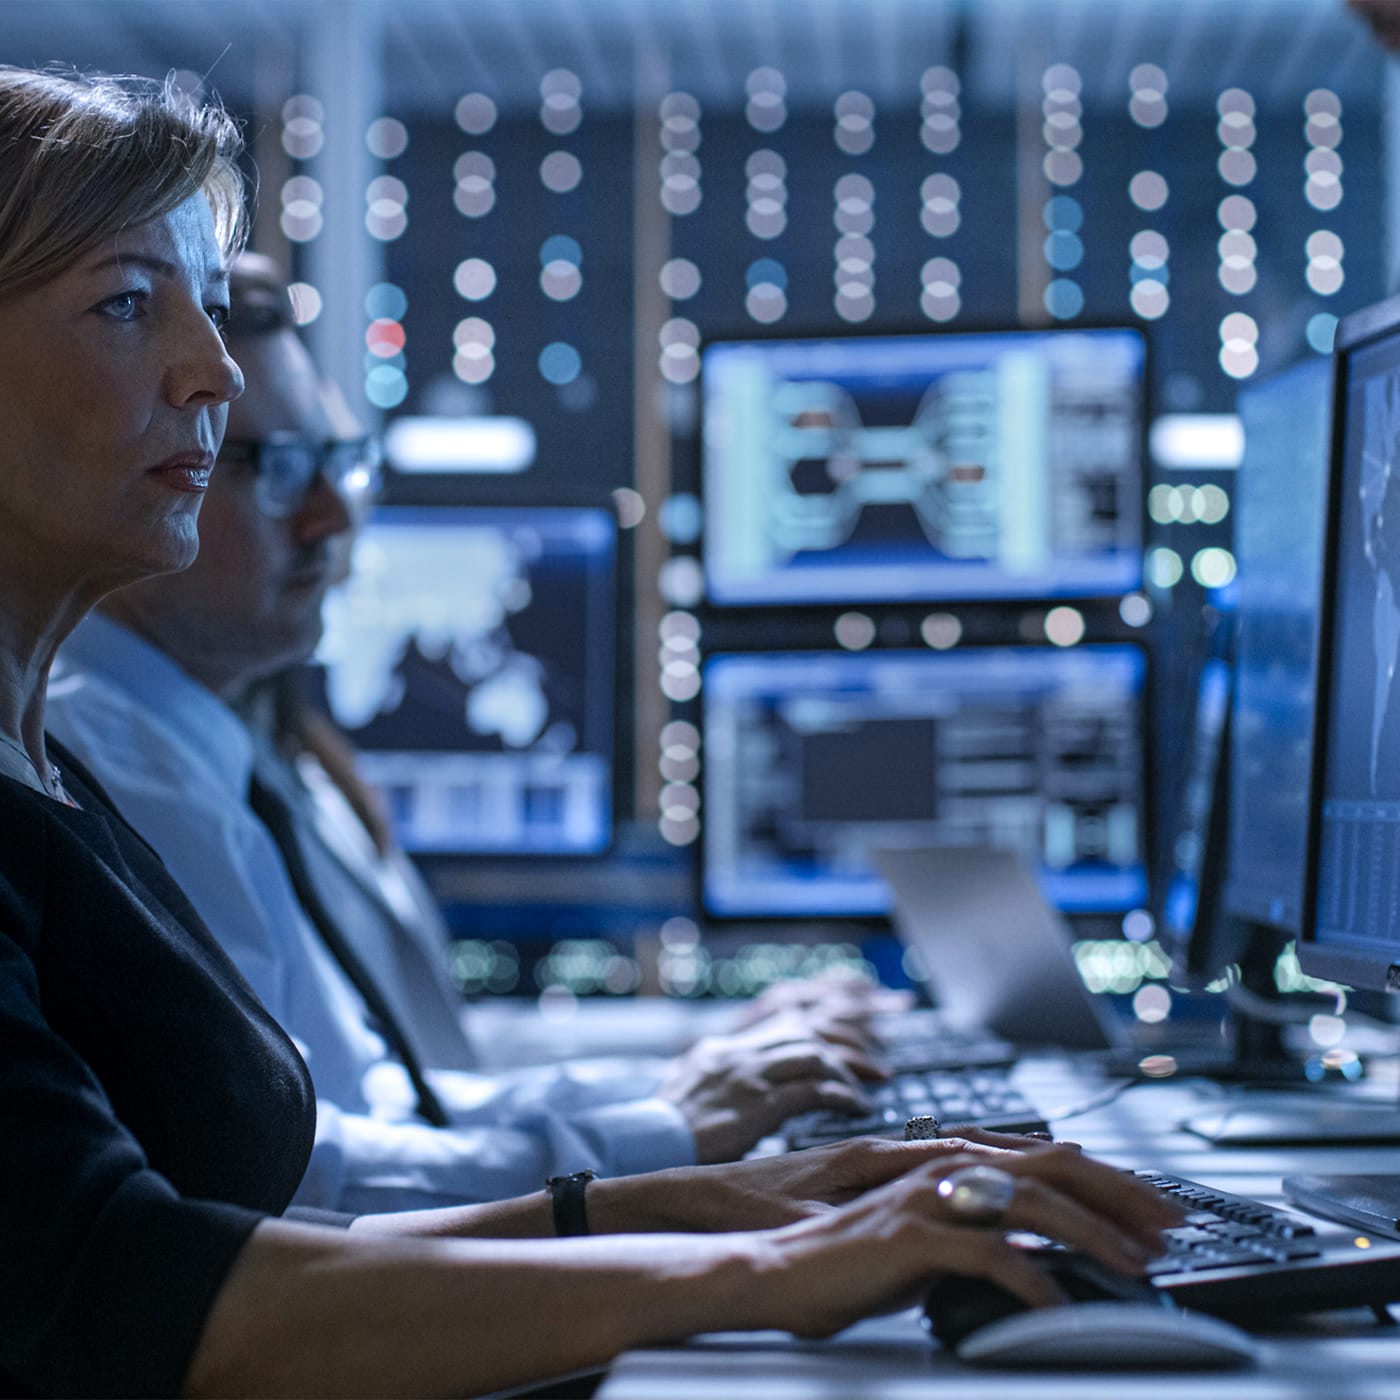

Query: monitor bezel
left=1299, top=291, right=1400, bottom=991
left=695, top=318, right=1151, bottom=611
left=1157, top=607, right=1242, bottom=984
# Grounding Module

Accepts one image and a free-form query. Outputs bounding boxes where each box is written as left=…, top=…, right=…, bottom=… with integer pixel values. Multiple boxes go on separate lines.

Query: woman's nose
left=166, top=309, right=244, bottom=411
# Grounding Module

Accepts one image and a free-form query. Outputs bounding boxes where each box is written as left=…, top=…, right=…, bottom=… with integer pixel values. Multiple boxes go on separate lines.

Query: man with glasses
left=46, top=253, right=882, bottom=1215
left=219, top=433, right=383, bottom=518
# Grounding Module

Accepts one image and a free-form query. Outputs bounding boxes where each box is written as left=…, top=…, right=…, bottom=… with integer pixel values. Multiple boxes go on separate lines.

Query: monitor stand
left=1159, top=929, right=1321, bottom=1085
left=1177, top=929, right=1400, bottom=1147
left=1196, top=934, right=1314, bottom=1084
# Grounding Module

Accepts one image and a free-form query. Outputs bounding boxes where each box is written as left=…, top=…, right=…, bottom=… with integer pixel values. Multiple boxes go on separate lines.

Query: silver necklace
left=0, top=732, right=71, bottom=803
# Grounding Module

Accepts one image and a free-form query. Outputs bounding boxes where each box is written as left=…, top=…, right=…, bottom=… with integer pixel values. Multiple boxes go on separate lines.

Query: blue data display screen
left=702, top=329, right=1145, bottom=606
left=1224, top=357, right=1332, bottom=933
left=702, top=646, right=1147, bottom=917
left=1314, top=334, right=1400, bottom=960
left=316, top=507, right=615, bottom=855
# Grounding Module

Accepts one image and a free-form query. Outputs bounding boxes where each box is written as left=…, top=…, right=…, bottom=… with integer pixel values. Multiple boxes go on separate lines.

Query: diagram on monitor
left=702, top=329, right=1145, bottom=605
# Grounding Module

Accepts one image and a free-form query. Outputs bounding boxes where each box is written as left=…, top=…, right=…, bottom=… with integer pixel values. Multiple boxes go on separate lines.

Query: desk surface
left=597, top=1055, right=1400, bottom=1398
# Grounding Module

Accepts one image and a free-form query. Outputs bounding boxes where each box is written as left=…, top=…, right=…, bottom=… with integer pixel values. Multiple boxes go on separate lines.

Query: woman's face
left=0, top=190, right=243, bottom=592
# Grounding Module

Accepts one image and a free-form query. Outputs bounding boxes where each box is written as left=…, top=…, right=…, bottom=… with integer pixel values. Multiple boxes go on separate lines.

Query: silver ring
left=936, top=1164, right=1017, bottom=1225
left=904, top=1114, right=941, bottom=1141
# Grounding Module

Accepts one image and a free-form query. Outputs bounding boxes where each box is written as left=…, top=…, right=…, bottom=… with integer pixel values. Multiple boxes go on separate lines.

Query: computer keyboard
left=782, top=1066, right=1048, bottom=1150
left=1133, top=1168, right=1400, bottom=1317
left=870, top=1008, right=1016, bottom=1074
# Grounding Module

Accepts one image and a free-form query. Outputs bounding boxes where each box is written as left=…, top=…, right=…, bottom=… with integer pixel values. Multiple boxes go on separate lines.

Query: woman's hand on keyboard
left=725, top=1142, right=1185, bottom=1339
left=585, top=1128, right=1098, bottom=1235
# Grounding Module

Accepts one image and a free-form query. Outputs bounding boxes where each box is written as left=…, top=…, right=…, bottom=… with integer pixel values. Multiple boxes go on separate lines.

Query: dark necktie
left=247, top=765, right=451, bottom=1128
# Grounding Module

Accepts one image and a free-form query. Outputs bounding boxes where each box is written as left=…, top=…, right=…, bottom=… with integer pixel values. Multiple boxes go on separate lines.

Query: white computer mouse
left=955, top=1301, right=1260, bottom=1369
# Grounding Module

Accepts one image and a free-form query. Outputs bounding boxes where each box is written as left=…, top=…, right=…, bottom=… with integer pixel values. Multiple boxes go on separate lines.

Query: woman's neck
left=0, top=640, right=54, bottom=757
left=0, top=586, right=96, bottom=807
left=0, top=558, right=106, bottom=757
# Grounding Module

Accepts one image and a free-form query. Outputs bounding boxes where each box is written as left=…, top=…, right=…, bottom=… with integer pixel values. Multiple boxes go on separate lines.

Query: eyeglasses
left=218, top=434, right=384, bottom=518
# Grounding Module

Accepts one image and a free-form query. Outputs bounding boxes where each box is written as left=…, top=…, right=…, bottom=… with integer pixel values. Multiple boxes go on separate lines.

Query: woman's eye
left=208, top=304, right=230, bottom=334
left=97, top=291, right=143, bottom=321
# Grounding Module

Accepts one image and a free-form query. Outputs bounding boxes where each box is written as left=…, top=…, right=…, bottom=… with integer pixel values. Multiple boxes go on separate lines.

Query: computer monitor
left=1151, top=613, right=1329, bottom=1092
left=1224, top=356, right=1334, bottom=937
left=701, top=645, right=1147, bottom=918
left=1261, top=296, right=1400, bottom=1196
left=315, top=505, right=616, bottom=855
left=701, top=327, right=1145, bottom=606
left=1302, top=292, right=1400, bottom=993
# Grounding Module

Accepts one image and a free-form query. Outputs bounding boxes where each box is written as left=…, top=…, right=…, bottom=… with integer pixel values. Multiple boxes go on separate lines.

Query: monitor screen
left=702, top=645, right=1147, bottom=918
left=1223, top=357, right=1333, bottom=933
left=315, top=506, right=615, bottom=856
left=1303, top=295, right=1400, bottom=991
left=701, top=327, right=1145, bottom=606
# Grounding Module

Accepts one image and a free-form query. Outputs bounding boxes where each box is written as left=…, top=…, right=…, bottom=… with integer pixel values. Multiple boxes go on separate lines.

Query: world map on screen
left=318, top=522, right=554, bottom=752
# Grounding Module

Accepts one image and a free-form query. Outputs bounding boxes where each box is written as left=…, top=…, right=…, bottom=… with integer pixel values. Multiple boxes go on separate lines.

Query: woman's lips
left=148, top=455, right=213, bottom=493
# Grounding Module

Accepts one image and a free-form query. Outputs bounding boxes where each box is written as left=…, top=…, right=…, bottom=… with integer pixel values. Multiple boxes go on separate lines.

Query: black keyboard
left=782, top=1067, right=1048, bottom=1150
left=871, top=1010, right=1016, bottom=1075
left=1134, top=1168, right=1400, bottom=1318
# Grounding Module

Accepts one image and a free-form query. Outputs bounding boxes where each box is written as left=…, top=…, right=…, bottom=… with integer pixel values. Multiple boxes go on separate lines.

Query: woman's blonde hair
left=0, top=67, right=248, bottom=298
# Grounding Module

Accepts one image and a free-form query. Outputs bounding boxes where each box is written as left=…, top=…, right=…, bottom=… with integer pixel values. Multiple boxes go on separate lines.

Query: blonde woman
left=0, top=66, right=1177, bottom=1399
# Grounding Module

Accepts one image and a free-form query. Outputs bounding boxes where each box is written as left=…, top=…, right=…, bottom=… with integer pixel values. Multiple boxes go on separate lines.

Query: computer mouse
left=924, top=1247, right=1163, bottom=1344
left=953, top=1301, right=1259, bottom=1368
left=923, top=1250, right=1258, bottom=1370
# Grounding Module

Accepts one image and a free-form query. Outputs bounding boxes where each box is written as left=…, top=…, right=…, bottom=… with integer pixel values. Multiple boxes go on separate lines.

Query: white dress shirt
left=47, top=614, right=694, bottom=1213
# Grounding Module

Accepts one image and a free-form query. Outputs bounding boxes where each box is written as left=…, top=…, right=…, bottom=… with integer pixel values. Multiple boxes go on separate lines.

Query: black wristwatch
left=546, top=1169, right=598, bottom=1236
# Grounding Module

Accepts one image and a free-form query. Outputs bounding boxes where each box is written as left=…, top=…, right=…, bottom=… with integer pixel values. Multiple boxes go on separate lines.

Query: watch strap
left=546, top=1169, right=597, bottom=1236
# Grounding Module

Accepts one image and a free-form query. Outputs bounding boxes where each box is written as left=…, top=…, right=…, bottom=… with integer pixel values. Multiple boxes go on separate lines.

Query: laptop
left=778, top=845, right=1126, bottom=1149
left=873, top=845, right=1126, bottom=1053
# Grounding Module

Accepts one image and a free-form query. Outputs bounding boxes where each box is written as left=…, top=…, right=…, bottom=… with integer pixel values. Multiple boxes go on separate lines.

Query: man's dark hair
left=226, top=251, right=298, bottom=340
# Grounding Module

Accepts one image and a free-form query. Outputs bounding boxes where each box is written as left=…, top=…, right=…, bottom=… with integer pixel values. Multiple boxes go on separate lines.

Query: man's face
left=104, top=325, right=355, bottom=695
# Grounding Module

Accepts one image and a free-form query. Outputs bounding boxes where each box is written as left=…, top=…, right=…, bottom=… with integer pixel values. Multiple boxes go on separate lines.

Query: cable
left=1041, top=1077, right=1145, bottom=1124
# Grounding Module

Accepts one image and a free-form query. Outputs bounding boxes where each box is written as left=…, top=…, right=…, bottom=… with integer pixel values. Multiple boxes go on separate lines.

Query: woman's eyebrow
left=82, top=252, right=177, bottom=278
left=79, top=252, right=231, bottom=288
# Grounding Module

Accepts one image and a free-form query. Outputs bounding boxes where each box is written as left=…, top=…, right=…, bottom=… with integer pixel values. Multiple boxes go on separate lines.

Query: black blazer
left=0, top=748, right=316, bottom=1398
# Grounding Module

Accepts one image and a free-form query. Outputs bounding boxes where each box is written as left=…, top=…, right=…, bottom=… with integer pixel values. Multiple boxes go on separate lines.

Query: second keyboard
left=782, top=1067, right=1048, bottom=1150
